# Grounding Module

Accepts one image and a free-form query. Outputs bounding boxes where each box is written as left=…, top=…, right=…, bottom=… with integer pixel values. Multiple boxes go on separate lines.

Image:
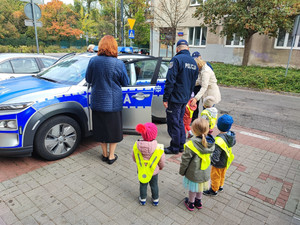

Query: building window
left=225, top=34, right=244, bottom=47
left=188, top=27, right=207, bottom=46
left=190, top=0, right=206, bottom=6
left=275, top=29, right=300, bottom=49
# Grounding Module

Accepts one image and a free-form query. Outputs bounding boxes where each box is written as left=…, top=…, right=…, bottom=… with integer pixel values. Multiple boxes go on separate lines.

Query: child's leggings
left=188, top=191, right=202, bottom=203
left=211, top=166, right=227, bottom=192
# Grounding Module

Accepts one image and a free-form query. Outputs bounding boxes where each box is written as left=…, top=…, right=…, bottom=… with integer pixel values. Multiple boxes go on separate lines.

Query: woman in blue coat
left=86, top=35, right=129, bottom=165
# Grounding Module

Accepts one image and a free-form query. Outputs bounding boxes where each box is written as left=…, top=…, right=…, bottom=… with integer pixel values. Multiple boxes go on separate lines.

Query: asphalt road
left=217, top=86, right=300, bottom=141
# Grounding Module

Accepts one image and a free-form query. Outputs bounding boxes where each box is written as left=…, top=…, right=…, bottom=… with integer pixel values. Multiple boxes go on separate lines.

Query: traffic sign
left=20, top=0, right=43, bottom=4
left=129, top=30, right=135, bottom=39
left=25, top=19, right=43, bottom=27
left=128, top=19, right=136, bottom=30
left=24, top=3, right=41, bottom=20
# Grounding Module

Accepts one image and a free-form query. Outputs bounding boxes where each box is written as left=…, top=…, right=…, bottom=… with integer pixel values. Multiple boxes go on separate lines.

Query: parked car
left=0, top=53, right=169, bottom=160
left=0, top=53, right=57, bottom=81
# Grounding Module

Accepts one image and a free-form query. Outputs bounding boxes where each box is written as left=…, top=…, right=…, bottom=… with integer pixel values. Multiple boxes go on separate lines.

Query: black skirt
left=92, top=110, right=123, bottom=143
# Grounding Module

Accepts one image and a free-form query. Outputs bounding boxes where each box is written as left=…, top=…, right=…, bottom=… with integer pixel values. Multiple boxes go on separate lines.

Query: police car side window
left=158, top=61, right=169, bottom=79
left=0, top=61, right=13, bottom=73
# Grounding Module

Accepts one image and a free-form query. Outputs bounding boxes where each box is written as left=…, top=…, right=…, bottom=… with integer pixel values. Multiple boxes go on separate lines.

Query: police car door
left=122, top=57, right=162, bottom=130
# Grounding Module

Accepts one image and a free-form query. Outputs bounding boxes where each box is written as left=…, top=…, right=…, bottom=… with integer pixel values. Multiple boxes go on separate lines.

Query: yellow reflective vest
left=215, top=137, right=234, bottom=169
left=133, top=142, right=164, bottom=184
left=201, top=109, right=217, bottom=129
left=186, top=104, right=194, bottom=118
left=184, top=140, right=211, bottom=170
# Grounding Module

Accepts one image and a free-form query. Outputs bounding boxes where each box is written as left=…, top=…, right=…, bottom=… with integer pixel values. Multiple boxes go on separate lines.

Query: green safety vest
left=186, top=104, right=194, bottom=118
left=184, top=140, right=211, bottom=170
left=133, top=142, right=164, bottom=184
left=200, top=109, right=217, bottom=129
left=215, top=137, right=234, bottom=169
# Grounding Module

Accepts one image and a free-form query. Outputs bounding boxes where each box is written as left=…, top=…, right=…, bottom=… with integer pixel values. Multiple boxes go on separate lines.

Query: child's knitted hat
left=136, top=123, right=157, bottom=141
left=217, top=114, right=234, bottom=132
left=203, top=96, right=216, bottom=108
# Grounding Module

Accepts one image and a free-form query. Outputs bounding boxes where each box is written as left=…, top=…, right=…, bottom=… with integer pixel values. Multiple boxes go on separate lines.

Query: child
left=132, top=123, right=166, bottom=206
left=183, top=98, right=198, bottom=138
left=179, top=118, right=215, bottom=211
left=203, top=114, right=236, bottom=196
left=200, top=96, right=218, bottom=134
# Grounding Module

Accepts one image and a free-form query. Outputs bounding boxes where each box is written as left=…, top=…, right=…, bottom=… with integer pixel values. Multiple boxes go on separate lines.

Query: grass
left=212, top=63, right=300, bottom=94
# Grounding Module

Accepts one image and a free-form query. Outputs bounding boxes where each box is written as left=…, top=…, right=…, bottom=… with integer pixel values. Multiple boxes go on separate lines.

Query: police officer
left=163, top=39, right=198, bottom=154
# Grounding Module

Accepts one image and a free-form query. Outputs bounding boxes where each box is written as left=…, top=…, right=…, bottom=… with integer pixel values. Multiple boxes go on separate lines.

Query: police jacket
left=179, top=134, right=215, bottom=183
left=85, top=55, right=129, bottom=112
left=211, top=131, right=236, bottom=168
left=163, top=50, right=198, bottom=104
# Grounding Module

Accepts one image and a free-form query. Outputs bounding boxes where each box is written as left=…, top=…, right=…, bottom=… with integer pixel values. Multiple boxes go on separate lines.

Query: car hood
left=0, top=76, right=70, bottom=104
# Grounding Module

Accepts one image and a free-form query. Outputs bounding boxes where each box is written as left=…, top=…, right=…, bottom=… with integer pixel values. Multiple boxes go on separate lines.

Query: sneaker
left=139, top=197, right=146, bottom=206
left=184, top=197, right=194, bottom=211
left=152, top=198, right=159, bottom=206
left=203, top=188, right=218, bottom=196
left=194, top=198, right=202, bottom=209
left=218, top=187, right=224, bottom=192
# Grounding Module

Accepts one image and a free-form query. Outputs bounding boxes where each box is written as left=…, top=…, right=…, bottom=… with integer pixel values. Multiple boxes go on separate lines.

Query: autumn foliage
left=40, top=0, right=83, bottom=41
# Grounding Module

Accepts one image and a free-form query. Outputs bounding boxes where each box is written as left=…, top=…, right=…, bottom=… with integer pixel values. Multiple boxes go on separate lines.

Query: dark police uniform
left=163, top=49, right=198, bottom=154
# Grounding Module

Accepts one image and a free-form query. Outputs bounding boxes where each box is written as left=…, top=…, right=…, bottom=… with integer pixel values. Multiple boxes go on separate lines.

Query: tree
left=132, top=9, right=150, bottom=47
left=40, top=0, right=83, bottom=42
left=153, top=0, right=189, bottom=56
left=194, top=0, right=300, bottom=66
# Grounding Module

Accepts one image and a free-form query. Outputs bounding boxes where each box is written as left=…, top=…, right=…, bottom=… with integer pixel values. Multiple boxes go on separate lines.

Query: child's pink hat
left=136, top=123, right=157, bottom=141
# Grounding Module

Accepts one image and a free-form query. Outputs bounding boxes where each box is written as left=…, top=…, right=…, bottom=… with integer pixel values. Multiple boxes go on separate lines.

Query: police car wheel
left=34, top=116, right=81, bottom=161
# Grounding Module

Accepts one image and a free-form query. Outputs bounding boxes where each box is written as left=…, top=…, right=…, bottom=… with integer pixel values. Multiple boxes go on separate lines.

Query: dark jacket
left=163, top=50, right=198, bottom=104
left=85, top=55, right=129, bottom=112
left=179, top=134, right=215, bottom=183
left=211, top=131, right=236, bottom=168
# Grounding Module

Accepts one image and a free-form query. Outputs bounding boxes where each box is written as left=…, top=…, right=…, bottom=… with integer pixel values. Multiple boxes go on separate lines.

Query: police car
left=0, top=53, right=168, bottom=160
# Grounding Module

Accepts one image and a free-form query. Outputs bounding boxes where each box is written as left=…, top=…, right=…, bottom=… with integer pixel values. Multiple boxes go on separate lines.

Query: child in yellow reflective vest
left=179, top=118, right=215, bottom=211
left=183, top=98, right=198, bottom=138
left=200, top=96, right=218, bottom=134
left=132, top=123, right=165, bottom=206
left=204, top=114, right=236, bottom=196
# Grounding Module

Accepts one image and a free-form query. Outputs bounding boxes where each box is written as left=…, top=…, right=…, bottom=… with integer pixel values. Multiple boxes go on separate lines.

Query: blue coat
left=163, top=50, right=198, bottom=104
left=85, top=55, right=129, bottom=112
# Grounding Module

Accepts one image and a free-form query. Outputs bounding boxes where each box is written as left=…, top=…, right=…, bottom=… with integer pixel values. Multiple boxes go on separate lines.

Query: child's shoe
left=184, top=197, right=194, bottom=211
left=152, top=198, right=159, bottom=206
left=139, top=197, right=146, bottom=206
left=194, top=198, right=202, bottom=209
left=187, top=130, right=193, bottom=139
left=218, top=186, right=224, bottom=192
left=203, top=188, right=218, bottom=196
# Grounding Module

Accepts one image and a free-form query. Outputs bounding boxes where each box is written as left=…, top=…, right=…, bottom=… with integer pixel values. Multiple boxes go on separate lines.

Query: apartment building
left=150, top=0, right=300, bottom=68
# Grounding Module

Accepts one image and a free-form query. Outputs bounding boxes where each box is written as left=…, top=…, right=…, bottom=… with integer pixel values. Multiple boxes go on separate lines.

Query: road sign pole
left=31, top=0, right=39, bottom=54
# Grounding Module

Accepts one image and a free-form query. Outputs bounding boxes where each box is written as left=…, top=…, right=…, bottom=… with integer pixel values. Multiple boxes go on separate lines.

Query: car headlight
left=0, top=119, right=17, bottom=130
left=0, top=102, right=34, bottom=110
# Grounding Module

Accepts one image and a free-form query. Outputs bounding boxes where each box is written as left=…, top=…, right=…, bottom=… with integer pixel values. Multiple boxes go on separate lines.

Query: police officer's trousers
left=166, top=102, right=186, bottom=153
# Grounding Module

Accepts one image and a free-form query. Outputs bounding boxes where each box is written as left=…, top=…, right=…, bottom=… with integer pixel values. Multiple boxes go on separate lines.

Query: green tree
left=132, top=9, right=150, bottom=47
left=194, top=0, right=300, bottom=66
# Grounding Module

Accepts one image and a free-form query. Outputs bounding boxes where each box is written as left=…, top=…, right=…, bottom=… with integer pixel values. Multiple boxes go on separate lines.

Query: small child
left=200, top=96, right=218, bottom=134
left=204, top=114, right=236, bottom=196
left=183, top=98, right=198, bottom=138
left=132, top=123, right=166, bottom=206
left=179, top=118, right=215, bottom=211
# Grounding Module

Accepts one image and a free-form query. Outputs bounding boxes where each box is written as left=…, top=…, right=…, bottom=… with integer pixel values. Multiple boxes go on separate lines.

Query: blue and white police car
left=0, top=53, right=168, bottom=160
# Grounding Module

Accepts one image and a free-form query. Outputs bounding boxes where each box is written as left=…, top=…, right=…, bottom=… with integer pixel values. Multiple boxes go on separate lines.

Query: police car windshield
left=37, top=55, right=90, bottom=85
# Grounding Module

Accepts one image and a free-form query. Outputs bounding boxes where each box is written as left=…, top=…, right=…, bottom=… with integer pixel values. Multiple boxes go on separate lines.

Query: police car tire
left=34, top=116, right=81, bottom=161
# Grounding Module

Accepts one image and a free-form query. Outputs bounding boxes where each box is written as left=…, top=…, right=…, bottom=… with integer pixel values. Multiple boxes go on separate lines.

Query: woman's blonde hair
left=191, top=118, right=209, bottom=148
left=194, top=57, right=206, bottom=70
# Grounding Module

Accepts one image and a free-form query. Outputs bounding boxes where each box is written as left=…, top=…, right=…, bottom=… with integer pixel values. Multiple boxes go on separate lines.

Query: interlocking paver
left=0, top=123, right=300, bottom=224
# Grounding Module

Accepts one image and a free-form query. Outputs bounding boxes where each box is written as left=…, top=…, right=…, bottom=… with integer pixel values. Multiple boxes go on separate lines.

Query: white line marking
left=240, top=131, right=270, bottom=140
left=289, top=143, right=300, bottom=149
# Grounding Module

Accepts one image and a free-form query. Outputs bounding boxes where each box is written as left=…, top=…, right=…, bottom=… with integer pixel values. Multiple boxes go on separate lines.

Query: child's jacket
left=211, top=131, right=236, bottom=168
left=200, top=107, right=218, bottom=129
left=179, top=135, right=215, bottom=183
left=183, top=99, right=197, bottom=125
left=132, top=140, right=165, bottom=176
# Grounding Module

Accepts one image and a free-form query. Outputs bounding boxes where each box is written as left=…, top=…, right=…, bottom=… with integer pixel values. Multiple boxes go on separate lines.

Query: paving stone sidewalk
left=0, top=123, right=299, bottom=225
